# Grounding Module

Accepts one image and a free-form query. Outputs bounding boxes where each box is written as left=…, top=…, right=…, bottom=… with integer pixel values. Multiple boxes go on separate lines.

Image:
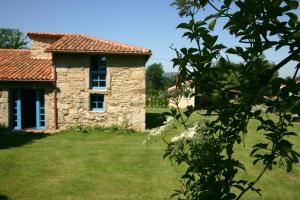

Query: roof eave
left=0, top=79, right=55, bottom=82
left=45, top=49, right=152, bottom=56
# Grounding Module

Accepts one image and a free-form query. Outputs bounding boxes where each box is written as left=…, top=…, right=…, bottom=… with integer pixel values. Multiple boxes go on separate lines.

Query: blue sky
left=0, top=0, right=298, bottom=77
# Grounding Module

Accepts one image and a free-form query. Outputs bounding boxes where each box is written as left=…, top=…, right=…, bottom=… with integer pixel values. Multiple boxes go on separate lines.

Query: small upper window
left=90, top=94, right=105, bottom=112
left=91, top=56, right=107, bottom=89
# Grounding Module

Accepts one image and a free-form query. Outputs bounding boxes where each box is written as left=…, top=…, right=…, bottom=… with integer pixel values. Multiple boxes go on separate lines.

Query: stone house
left=167, top=81, right=196, bottom=108
left=167, top=81, right=211, bottom=109
left=0, top=32, right=151, bottom=131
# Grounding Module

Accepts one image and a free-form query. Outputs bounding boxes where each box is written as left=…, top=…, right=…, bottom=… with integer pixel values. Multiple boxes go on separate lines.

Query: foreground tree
left=0, top=28, right=28, bottom=49
left=146, top=0, right=300, bottom=199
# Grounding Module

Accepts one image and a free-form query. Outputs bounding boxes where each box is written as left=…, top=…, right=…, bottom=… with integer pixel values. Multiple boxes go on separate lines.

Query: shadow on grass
left=0, top=194, right=10, bottom=200
left=146, top=112, right=166, bottom=129
left=0, top=130, right=48, bottom=150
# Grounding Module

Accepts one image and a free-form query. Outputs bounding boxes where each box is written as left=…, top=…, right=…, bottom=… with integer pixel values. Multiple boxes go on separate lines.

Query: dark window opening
left=21, top=89, right=36, bottom=129
left=90, top=56, right=107, bottom=89
left=90, top=94, right=105, bottom=112
left=10, top=89, right=45, bottom=130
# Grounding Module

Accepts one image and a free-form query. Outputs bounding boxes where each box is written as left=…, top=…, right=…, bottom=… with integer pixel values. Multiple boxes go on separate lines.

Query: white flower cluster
left=171, top=122, right=199, bottom=143
left=143, top=116, right=176, bottom=145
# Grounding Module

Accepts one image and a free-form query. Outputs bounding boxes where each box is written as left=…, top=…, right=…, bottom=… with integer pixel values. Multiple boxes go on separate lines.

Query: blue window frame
left=90, top=56, right=107, bottom=89
left=11, top=89, right=45, bottom=130
left=90, top=94, right=105, bottom=112
left=36, top=89, right=45, bottom=129
left=12, top=90, right=21, bottom=130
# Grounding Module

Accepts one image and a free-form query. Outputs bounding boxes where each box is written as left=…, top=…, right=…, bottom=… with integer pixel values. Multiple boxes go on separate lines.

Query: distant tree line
left=145, top=63, right=176, bottom=108
left=146, top=63, right=176, bottom=95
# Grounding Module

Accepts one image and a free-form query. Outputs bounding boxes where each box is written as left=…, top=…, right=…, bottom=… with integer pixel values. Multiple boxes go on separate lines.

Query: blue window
left=91, top=56, right=107, bottom=89
left=90, top=94, right=105, bottom=112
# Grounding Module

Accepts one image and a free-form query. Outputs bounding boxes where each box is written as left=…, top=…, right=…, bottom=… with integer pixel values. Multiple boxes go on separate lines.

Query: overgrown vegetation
left=149, top=0, right=300, bottom=199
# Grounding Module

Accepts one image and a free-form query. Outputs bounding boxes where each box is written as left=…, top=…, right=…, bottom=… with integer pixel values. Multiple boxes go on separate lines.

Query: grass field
left=0, top=108, right=299, bottom=200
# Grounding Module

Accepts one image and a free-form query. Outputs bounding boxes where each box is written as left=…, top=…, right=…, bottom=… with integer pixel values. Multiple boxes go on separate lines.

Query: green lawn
left=0, top=108, right=299, bottom=200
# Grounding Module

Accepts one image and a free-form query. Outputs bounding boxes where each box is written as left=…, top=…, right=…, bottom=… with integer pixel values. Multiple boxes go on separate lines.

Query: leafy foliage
left=146, top=63, right=165, bottom=93
left=164, top=0, right=300, bottom=199
left=0, top=28, right=28, bottom=49
left=146, top=63, right=178, bottom=95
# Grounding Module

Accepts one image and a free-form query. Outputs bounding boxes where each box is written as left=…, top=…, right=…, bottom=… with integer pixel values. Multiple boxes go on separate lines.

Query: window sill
left=90, top=110, right=105, bottom=113
left=88, top=89, right=108, bottom=94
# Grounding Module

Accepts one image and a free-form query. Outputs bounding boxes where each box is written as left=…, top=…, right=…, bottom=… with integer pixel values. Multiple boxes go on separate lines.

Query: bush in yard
left=146, top=0, right=300, bottom=199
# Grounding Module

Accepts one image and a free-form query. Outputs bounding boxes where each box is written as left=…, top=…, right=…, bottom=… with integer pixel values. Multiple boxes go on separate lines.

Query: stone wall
left=45, top=88, right=55, bottom=130
left=0, top=84, right=54, bottom=130
left=29, top=36, right=59, bottom=59
left=54, top=54, right=146, bottom=131
left=0, top=89, right=9, bottom=127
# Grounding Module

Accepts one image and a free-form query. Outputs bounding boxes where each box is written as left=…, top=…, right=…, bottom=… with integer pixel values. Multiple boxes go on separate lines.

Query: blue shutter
left=12, top=90, right=21, bottom=130
left=16, top=90, right=22, bottom=130
left=36, top=89, right=45, bottom=129
left=36, top=90, right=41, bottom=129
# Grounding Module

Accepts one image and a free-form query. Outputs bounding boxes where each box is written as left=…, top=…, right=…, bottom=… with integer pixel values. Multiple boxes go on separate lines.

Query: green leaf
left=293, top=30, right=300, bottom=39
left=287, top=160, right=293, bottom=172
left=288, top=1, right=299, bottom=9
left=235, top=161, right=246, bottom=171
left=283, top=132, right=297, bottom=136
left=170, top=107, right=177, bottom=117
left=224, top=0, right=233, bottom=7
left=278, top=140, right=292, bottom=154
left=175, top=113, right=181, bottom=120
left=226, top=48, right=237, bottom=54
left=253, top=158, right=261, bottom=165
left=253, top=110, right=262, bottom=117
left=162, top=112, right=171, bottom=116
left=177, top=22, right=192, bottom=30
left=204, top=14, right=216, bottom=22
left=180, top=48, right=188, bottom=55
left=253, top=143, right=268, bottom=149
left=250, top=148, right=260, bottom=156
left=208, top=19, right=217, bottom=31
left=286, top=12, right=298, bottom=23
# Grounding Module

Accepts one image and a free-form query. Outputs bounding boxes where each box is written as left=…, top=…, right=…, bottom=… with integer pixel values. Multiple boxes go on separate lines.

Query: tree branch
left=270, top=48, right=300, bottom=75
left=236, top=164, right=269, bottom=200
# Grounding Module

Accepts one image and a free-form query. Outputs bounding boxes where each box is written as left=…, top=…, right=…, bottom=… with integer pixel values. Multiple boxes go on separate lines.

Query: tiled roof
left=27, top=32, right=66, bottom=39
left=0, top=49, right=53, bottom=81
left=31, top=33, right=152, bottom=55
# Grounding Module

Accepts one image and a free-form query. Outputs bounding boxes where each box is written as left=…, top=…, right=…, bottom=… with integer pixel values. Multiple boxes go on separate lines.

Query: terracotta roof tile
left=27, top=32, right=67, bottom=39
left=41, top=33, right=152, bottom=55
left=0, top=49, right=53, bottom=81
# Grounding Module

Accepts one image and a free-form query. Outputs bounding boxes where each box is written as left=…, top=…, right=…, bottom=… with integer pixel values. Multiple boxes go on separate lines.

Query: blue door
left=12, top=90, right=21, bottom=130
left=36, top=90, right=45, bottom=129
left=11, top=89, right=45, bottom=130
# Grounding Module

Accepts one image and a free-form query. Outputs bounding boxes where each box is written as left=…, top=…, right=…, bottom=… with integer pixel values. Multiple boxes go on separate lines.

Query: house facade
left=0, top=32, right=151, bottom=131
left=167, top=81, right=210, bottom=109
